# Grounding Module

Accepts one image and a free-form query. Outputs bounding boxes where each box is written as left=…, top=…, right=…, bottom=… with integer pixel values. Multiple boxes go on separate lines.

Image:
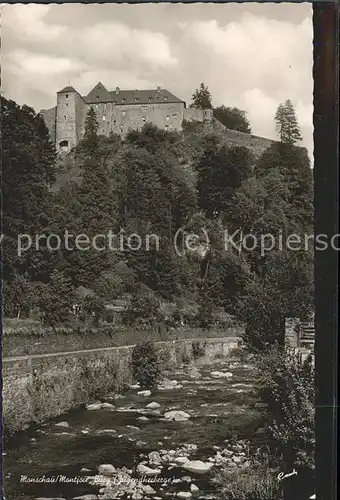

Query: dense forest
left=1, top=86, right=314, bottom=350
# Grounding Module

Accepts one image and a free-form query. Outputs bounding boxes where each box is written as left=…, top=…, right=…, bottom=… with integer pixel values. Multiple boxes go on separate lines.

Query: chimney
left=115, top=87, right=120, bottom=95
left=156, top=86, right=161, bottom=92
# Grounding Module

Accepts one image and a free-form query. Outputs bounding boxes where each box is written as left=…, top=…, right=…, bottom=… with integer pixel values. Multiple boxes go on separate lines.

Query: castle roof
left=83, top=83, right=184, bottom=105
left=57, top=85, right=78, bottom=94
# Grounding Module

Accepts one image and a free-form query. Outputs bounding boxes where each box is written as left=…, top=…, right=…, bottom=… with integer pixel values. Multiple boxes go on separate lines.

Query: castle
left=40, top=82, right=213, bottom=153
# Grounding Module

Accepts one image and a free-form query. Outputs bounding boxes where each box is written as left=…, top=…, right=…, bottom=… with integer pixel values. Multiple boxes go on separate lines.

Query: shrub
left=215, top=465, right=283, bottom=500
left=191, top=340, right=206, bottom=359
left=131, top=341, right=160, bottom=388
left=181, top=353, right=191, bottom=365
left=256, top=346, right=315, bottom=473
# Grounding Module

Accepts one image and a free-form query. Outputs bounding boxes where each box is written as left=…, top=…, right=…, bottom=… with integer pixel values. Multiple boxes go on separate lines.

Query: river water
left=3, top=357, right=265, bottom=500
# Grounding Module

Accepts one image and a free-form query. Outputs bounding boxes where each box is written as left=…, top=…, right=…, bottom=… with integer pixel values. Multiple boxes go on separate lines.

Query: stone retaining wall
left=2, top=337, right=240, bottom=435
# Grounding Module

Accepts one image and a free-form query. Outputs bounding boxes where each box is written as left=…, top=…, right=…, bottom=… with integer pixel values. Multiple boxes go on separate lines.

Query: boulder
left=164, top=410, right=190, bottom=421
left=138, top=416, right=149, bottom=421
left=190, top=484, right=199, bottom=492
left=148, top=451, right=162, bottom=465
left=146, top=402, right=161, bottom=409
left=177, top=493, right=192, bottom=499
left=143, top=485, right=157, bottom=495
left=210, top=371, right=233, bottom=378
left=136, top=463, right=161, bottom=476
left=55, top=421, right=69, bottom=428
left=129, top=384, right=140, bottom=389
left=182, top=460, right=213, bottom=474
left=174, top=457, right=190, bottom=465
left=101, top=402, right=115, bottom=409
left=138, top=390, right=151, bottom=396
left=86, top=403, right=102, bottom=411
left=97, top=464, right=117, bottom=476
left=96, top=429, right=117, bottom=435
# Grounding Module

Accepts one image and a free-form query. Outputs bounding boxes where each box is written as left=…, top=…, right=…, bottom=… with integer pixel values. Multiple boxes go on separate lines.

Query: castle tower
left=55, top=86, right=86, bottom=153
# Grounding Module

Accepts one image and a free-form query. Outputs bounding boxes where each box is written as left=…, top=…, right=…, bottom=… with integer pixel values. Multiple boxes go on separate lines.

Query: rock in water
left=86, top=403, right=102, bottom=411
left=164, top=410, right=190, bottom=421
left=148, top=451, right=162, bottom=465
left=174, top=457, right=189, bottom=465
left=182, top=460, right=213, bottom=474
left=136, top=463, right=161, bottom=476
left=190, top=484, right=199, bottom=492
left=146, top=402, right=161, bottom=409
left=210, top=371, right=233, bottom=378
left=97, top=464, right=117, bottom=476
left=143, top=485, right=157, bottom=495
left=138, top=390, right=151, bottom=396
left=177, top=493, right=192, bottom=499
left=101, top=402, right=115, bottom=409
left=55, top=421, right=69, bottom=428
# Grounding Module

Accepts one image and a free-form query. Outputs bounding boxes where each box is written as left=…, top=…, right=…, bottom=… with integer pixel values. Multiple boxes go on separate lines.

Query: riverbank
left=3, top=353, right=269, bottom=500
left=2, top=337, right=240, bottom=436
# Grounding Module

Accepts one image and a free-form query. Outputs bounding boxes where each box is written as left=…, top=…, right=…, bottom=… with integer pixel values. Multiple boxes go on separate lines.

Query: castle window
left=64, top=115, right=67, bottom=120
left=148, top=97, right=152, bottom=101
left=134, top=97, right=140, bottom=102
left=165, top=124, right=168, bottom=130
left=65, top=94, right=68, bottom=98
left=142, top=117, right=146, bottom=123
left=163, top=96, right=168, bottom=101
left=142, top=105, right=147, bottom=111
left=122, top=98, right=126, bottom=103
left=96, top=96, right=100, bottom=100
left=172, top=113, right=177, bottom=117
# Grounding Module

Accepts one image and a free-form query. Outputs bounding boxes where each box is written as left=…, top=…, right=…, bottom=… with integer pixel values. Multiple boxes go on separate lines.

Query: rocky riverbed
left=3, top=356, right=267, bottom=500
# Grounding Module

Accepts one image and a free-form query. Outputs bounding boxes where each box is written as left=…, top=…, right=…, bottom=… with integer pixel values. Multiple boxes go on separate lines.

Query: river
left=3, top=356, right=265, bottom=500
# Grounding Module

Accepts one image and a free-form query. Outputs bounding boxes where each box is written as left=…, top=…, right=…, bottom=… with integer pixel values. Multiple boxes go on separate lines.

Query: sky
left=1, top=3, right=313, bottom=156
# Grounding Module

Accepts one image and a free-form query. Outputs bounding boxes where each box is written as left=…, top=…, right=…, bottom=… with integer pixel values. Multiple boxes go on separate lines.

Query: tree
left=83, top=106, right=99, bottom=148
left=190, top=82, right=212, bottom=109
left=197, top=144, right=253, bottom=218
left=1, top=98, right=56, bottom=282
left=239, top=249, right=314, bottom=352
left=213, top=105, right=251, bottom=133
left=255, top=143, right=313, bottom=232
left=274, top=100, right=302, bottom=145
left=41, top=270, right=75, bottom=325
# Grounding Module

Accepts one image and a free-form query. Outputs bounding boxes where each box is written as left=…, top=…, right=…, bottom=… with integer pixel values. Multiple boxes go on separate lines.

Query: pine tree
left=83, top=106, right=99, bottom=148
left=42, top=270, right=75, bottom=325
left=190, top=83, right=212, bottom=109
left=275, top=100, right=302, bottom=145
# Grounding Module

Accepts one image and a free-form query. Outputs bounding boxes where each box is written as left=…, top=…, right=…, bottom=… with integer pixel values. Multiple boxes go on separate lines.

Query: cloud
left=77, top=23, right=177, bottom=69
left=178, top=13, right=312, bottom=154
left=2, top=5, right=66, bottom=42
